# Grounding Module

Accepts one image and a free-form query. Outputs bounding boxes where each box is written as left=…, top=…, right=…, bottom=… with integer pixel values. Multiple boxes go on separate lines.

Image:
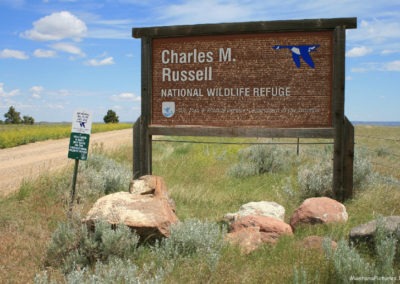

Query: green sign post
left=68, top=133, right=90, bottom=160
left=68, top=110, right=92, bottom=218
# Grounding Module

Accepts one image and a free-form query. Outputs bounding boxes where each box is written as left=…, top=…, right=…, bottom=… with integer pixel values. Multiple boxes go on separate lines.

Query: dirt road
left=0, top=128, right=132, bottom=197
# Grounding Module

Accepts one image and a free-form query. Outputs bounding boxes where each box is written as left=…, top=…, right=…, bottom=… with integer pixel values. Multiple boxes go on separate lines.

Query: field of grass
left=0, top=123, right=132, bottom=149
left=0, top=125, right=399, bottom=283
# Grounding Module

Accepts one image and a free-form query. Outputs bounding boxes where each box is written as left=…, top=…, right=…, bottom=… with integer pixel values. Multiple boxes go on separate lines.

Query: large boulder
left=349, top=216, right=400, bottom=244
left=290, top=197, right=348, bottom=230
left=224, top=201, right=285, bottom=223
left=226, top=215, right=293, bottom=253
left=84, top=175, right=179, bottom=241
left=225, top=227, right=263, bottom=254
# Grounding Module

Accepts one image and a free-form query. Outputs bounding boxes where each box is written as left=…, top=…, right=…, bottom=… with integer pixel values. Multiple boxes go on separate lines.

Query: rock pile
left=224, top=197, right=348, bottom=253
left=226, top=215, right=293, bottom=253
left=84, top=175, right=179, bottom=242
left=84, top=176, right=364, bottom=254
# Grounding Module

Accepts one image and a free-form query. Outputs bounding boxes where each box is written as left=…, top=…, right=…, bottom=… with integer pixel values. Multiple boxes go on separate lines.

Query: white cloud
left=0, top=83, right=20, bottom=97
left=85, top=17, right=133, bottom=39
left=51, top=42, right=85, bottom=56
left=351, top=19, right=400, bottom=44
left=34, top=49, right=57, bottom=58
left=111, top=92, right=141, bottom=102
left=21, top=11, right=87, bottom=41
left=0, top=49, right=29, bottom=60
left=30, top=86, right=44, bottom=99
left=351, top=60, right=400, bottom=73
left=383, top=60, right=400, bottom=71
left=85, top=56, right=115, bottom=66
left=381, top=49, right=398, bottom=55
left=346, top=46, right=372, bottom=57
left=351, top=67, right=369, bottom=73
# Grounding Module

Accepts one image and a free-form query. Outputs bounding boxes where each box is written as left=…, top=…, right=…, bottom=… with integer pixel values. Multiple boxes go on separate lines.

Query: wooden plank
left=133, top=117, right=141, bottom=179
left=343, top=117, right=354, bottom=200
left=149, top=125, right=334, bottom=138
left=139, top=36, right=153, bottom=176
left=332, top=26, right=346, bottom=201
left=133, top=18, right=357, bottom=38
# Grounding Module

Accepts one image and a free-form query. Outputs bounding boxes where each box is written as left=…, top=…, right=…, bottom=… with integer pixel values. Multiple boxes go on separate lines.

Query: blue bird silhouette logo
left=273, top=45, right=320, bottom=68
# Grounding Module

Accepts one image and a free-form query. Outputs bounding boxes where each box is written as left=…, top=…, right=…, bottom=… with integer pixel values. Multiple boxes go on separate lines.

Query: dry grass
left=0, top=174, right=69, bottom=282
left=0, top=125, right=399, bottom=283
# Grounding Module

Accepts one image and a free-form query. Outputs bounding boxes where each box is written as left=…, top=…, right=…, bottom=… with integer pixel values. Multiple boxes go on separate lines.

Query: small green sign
left=68, top=133, right=90, bottom=160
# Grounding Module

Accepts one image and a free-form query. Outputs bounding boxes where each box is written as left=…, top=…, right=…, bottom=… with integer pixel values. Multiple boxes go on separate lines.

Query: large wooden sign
left=133, top=18, right=357, bottom=201
left=152, top=32, right=333, bottom=128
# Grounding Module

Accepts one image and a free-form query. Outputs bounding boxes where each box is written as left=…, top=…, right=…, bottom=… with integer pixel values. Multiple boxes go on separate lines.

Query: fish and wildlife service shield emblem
left=162, top=102, right=175, bottom=118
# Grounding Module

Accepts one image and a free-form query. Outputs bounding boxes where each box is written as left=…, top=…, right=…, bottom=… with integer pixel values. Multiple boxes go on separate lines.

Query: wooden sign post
left=132, top=18, right=356, bottom=201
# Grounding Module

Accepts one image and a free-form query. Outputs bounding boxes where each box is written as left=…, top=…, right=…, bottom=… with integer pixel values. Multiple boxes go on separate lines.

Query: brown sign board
left=152, top=31, right=332, bottom=128
left=134, top=18, right=357, bottom=136
left=133, top=18, right=357, bottom=201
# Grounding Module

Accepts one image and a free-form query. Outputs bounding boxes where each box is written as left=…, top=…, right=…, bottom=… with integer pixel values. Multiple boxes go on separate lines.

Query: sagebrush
left=297, top=147, right=373, bottom=198
left=79, top=153, right=131, bottom=196
left=322, top=218, right=398, bottom=283
left=45, top=218, right=139, bottom=274
left=153, top=219, right=226, bottom=270
left=41, top=218, right=226, bottom=283
left=228, top=145, right=295, bottom=177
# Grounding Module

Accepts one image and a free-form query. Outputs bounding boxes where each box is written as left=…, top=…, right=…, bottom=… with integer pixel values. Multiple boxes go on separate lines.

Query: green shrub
left=321, top=219, right=398, bottom=283
left=15, top=181, right=35, bottom=201
left=153, top=219, right=226, bottom=270
left=353, top=149, right=373, bottom=189
left=293, top=266, right=320, bottom=284
left=46, top=221, right=81, bottom=269
left=374, top=218, right=398, bottom=277
left=46, top=219, right=139, bottom=274
left=376, top=147, right=390, bottom=157
left=36, top=259, right=166, bottom=284
left=66, top=259, right=165, bottom=284
left=79, top=153, right=131, bottom=195
left=228, top=145, right=294, bottom=178
left=297, top=148, right=373, bottom=198
left=330, top=239, right=374, bottom=282
left=297, top=159, right=333, bottom=198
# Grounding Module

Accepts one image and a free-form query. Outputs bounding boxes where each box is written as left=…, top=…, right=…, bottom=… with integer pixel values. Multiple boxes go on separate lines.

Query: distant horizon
left=351, top=121, right=400, bottom=126
left=27, top=120, right=400, bottom=127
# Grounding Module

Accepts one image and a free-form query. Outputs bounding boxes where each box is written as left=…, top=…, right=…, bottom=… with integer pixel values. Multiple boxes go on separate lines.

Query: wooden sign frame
left=133, top=17, right=357, bottom=201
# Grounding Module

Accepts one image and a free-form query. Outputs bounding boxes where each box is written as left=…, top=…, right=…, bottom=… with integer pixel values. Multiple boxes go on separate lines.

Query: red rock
left=225, top=227, right=262, bottom=254
left=129, top=175, right=176, bottom=211
left=290, top=197, right=348, bottom=230
left=226, top=215, right=293, bottom=253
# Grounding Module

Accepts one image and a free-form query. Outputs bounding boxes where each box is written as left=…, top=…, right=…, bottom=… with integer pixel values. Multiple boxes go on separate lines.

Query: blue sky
left=0, top=0, right=399, bottom=122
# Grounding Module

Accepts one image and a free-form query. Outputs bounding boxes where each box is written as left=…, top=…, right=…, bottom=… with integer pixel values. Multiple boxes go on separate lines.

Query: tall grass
left=0, top=126, right=399, bottom=283
left=0, top=123, right=132, bottom=148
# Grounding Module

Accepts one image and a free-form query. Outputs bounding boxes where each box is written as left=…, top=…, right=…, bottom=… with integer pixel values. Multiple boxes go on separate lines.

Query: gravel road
left=0, top=128, right=132, bottom=197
